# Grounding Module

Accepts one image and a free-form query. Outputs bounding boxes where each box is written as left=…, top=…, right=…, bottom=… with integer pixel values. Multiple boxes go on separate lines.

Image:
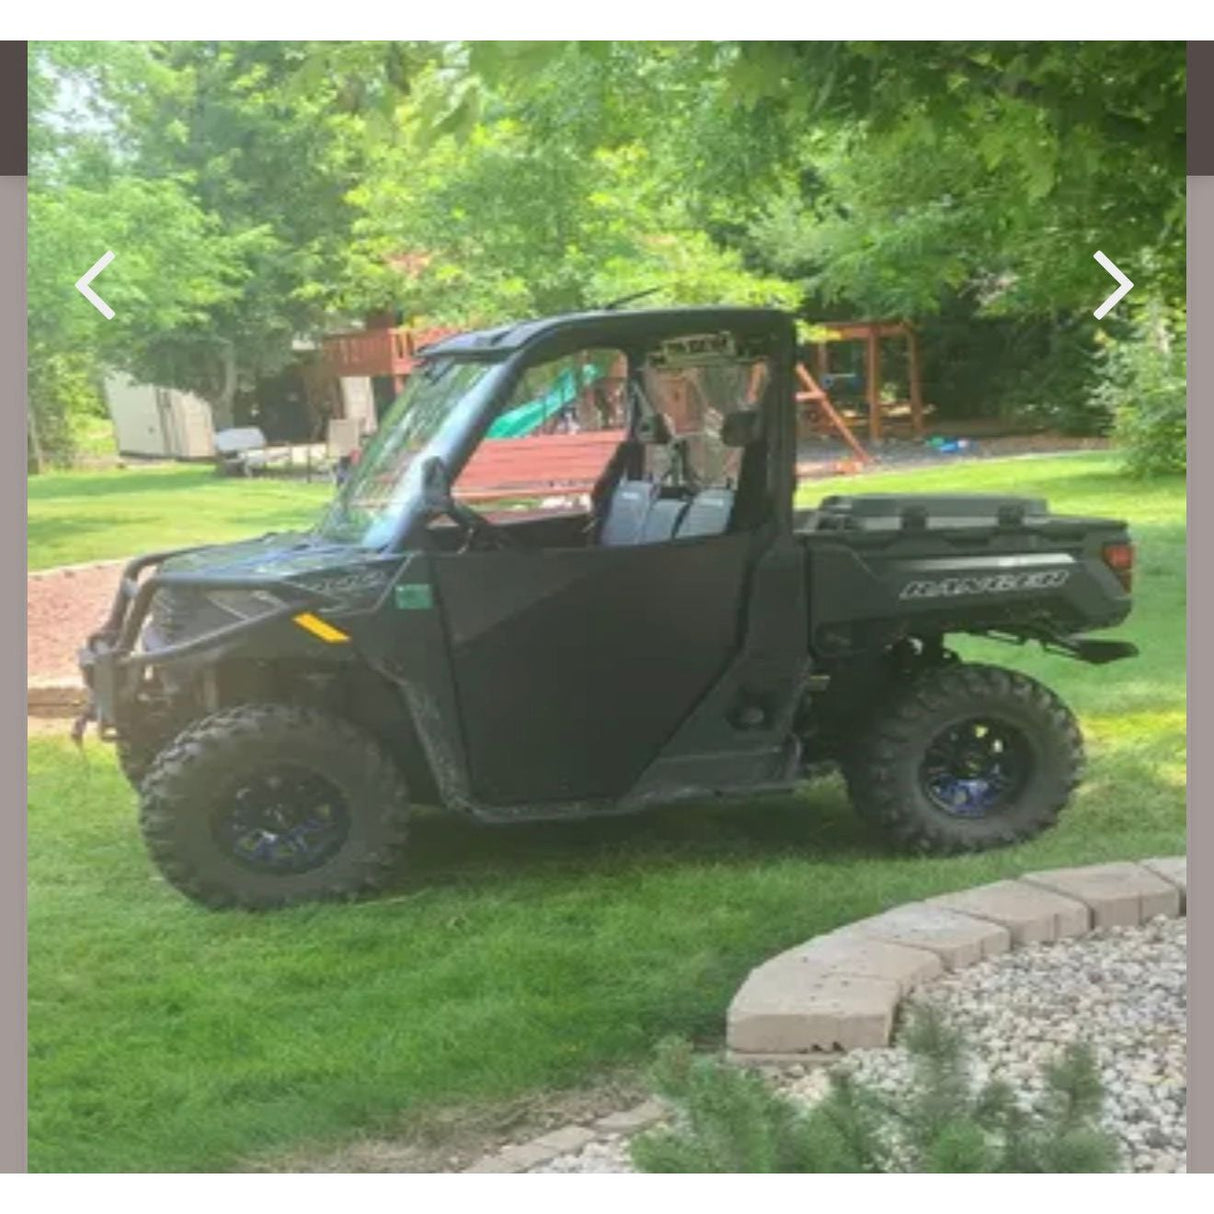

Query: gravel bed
left=529, top=916, right=1186, bottom=1174
left=28, top=561, right=122, bottom=682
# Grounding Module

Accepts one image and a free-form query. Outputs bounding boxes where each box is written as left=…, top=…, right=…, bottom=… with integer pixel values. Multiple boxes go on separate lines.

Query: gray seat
left=640, top=496, right=689, bottom=544
left=600, top=479, right=733, bottom=546
left=599, top=480, right=658, bottom=546
left=674, top=488, right=736, bottom=538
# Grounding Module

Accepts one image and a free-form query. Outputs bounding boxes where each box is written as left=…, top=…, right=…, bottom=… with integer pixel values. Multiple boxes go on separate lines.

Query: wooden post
left=907, top=327, right=925, bottom=438
left=866, top=329, right=882, bottom=442
left=796, top=364, right=872, bottom=465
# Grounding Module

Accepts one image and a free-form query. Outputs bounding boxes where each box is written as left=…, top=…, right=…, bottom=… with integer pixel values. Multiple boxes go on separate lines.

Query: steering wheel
left=445, top=497, right=522, bottom=552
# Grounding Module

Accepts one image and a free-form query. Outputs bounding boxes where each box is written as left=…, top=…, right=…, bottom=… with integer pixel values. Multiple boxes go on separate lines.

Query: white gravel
left=533, top=1136, right=635, bottom=1173
left=527, top=916, right=1187, bottom=1173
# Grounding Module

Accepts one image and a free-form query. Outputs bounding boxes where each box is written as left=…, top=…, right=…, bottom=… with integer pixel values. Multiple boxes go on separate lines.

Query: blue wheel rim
left=919, top=717, right=1031, bottom=819
left=212, top=766, right=351, bottom=875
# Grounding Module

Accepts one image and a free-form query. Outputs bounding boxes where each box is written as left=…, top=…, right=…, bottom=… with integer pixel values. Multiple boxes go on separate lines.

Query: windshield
left=316, top=357, right=495, bottom=548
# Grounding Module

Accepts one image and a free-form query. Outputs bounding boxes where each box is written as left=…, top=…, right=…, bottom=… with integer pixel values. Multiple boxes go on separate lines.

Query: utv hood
left=147, top=532, right=403, bottom=649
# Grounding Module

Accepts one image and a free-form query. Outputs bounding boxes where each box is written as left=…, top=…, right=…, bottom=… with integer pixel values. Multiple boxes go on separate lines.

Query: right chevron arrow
left=1093, top=251, right=1133, bottom=320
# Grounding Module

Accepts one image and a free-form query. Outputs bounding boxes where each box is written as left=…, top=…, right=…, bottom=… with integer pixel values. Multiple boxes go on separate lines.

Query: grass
left=27, top=452, right=1185, bottom=1172
left=27, top=464, right=330, bottom=571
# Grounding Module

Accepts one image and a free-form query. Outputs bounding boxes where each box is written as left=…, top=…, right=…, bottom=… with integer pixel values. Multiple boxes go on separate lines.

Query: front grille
left=146, top=587, right=231, bottom=649
left=150, top=587, right=197, bottom=643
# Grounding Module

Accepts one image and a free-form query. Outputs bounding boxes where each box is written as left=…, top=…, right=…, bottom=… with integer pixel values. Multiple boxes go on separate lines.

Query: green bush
left=630, top=1006, right=1120, bottom=1173
left=28, top=350, right=107, bottom=471
left=1089, top=299, right=1186, bottom=477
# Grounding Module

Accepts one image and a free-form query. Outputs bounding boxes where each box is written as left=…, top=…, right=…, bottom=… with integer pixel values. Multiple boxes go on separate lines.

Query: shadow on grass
left=29, top=466, right=335, bottom=504
left=27, top=467, right=222, bottom=502
left=394, top=783, right=871, bottom=886
left=27, top=513, right=161, bottom=557
left=362, top=732, right=1185, bottom=903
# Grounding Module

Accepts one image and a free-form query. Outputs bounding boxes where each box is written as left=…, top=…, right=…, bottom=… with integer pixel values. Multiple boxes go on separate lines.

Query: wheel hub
left=919, top=718, right=1031, bottom=818
left=212, top=766, right=352, bottom=875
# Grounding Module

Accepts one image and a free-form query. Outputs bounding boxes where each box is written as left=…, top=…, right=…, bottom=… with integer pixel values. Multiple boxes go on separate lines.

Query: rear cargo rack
left=811, top=493, right=1050, bottom=534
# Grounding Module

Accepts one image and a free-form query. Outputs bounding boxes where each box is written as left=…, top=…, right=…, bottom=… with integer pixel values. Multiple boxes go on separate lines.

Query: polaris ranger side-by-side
left=76, top=308, right=1137, bottom=909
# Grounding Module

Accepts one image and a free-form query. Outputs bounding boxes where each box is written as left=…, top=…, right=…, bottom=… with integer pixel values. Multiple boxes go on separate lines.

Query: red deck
left=321, top=325, right=460, bottom=382
left=456, top=430, right=625, bottom=503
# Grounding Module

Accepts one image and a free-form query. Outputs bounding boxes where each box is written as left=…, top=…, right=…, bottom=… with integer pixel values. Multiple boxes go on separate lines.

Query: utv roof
left=416, top=306, right=794, bottom=358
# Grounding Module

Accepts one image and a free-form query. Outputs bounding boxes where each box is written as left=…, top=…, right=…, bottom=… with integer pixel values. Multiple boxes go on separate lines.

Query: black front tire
left=842, top=662, right=1084, bottom=854
left=116, top=734, right=159, bottom=789
left=139, top=703, right=410, bottom=909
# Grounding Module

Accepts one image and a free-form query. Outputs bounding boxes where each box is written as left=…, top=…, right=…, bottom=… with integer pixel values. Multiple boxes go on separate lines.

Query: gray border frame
left=4, top=43, right=1205, bottom=1178
left=1188, top=174, right=1210, bottom=1175
left=2, top=173, right=28, bottom=1173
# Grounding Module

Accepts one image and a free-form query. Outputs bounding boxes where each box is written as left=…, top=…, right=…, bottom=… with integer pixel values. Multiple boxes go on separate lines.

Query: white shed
left=104, top=372, right=216, bottom=459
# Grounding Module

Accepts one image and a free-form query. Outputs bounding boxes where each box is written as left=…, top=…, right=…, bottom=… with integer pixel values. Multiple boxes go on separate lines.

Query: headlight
left=204, top=588, right=287, bottom=621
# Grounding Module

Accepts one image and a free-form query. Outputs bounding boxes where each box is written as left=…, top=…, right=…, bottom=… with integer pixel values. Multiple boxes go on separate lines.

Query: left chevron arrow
left=75, top=250, right=116, bottom=319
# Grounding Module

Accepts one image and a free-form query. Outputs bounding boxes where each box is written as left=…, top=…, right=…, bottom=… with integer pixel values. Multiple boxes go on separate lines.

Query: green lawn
left=27, top=465, right=331, bottom=571
left=27, top=453, right=1185, bottom=1172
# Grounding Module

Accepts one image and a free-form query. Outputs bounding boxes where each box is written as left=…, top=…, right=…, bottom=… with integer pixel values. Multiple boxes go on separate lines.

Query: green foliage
left=26, top=40, right=435, bottom=446
left=733, top=42, right=1186, bottom=319
left=344, top=46, right=799, bottom=325
left=25, top=351, right=104, bottom=469
left=26, top=167, right=253, bottom=464
left=1089, top=298, right=1187, bottom=477
left=629, top=1037, right=883, bottom=1173
left=631, top=1005, right=1121, bottom=1173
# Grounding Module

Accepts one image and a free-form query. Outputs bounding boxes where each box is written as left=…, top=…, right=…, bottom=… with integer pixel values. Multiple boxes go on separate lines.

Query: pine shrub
left=630, top=1005, right=1121, bottom=1173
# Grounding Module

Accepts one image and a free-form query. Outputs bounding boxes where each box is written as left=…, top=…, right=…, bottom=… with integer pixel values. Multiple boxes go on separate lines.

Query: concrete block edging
left=726, top=857, right=1187, bottom=1065
left=458, top=857, right=1186, bottom=1172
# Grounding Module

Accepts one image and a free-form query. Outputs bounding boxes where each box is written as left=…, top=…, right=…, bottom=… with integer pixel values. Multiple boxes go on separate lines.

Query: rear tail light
left=1102, top=540, right=1134, bottom=592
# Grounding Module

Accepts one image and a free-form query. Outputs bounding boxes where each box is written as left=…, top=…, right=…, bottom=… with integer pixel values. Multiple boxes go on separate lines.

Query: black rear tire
left=841, top=662, right=1083, bottom=854
left=139, top=703, right=410, bottom=909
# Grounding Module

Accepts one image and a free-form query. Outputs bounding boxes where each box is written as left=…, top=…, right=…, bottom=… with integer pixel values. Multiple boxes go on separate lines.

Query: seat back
left=675, top=488, right=736, bottom=538
left=598, top=480, right=657, bottom=546
left=640, top=496, right=689, bottom=544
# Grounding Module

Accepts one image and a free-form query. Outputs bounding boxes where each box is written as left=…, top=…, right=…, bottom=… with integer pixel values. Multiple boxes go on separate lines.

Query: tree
left=28, top=45, right=256, bottom=464
left=729, top=41, right=1186, bottom=317
left=27, top=40, right=431, bottom=457
left=28, top=40, right=1187, bottom=462
left=339, top=44, right=800, bottom=326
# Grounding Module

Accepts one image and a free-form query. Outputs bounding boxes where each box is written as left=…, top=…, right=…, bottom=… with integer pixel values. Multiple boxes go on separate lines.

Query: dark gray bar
left=0, top=44, right=26, bottom=176
left=1189, top=43, right=1214, bottom=175
left=1190, top=175, right=1211, bottom=1175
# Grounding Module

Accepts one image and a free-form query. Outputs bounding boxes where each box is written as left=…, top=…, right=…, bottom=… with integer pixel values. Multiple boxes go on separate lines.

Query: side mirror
left=721, top=408, right=763, bottom=448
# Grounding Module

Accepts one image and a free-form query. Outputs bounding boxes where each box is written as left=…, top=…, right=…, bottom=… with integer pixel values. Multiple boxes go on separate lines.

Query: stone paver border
left=28, top=677, right=88, bottom=718
left=726, top=856, right=1187, bottom=1064
left=458, top=855, right=1186, bottom=1172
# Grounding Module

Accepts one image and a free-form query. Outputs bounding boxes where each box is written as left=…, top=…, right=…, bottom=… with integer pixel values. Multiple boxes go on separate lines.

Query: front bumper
left=76, top=547, right=322, bottom=730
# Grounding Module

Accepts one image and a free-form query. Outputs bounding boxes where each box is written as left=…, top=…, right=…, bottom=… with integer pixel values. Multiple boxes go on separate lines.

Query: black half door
left=430, top=533, right=752, bottom=806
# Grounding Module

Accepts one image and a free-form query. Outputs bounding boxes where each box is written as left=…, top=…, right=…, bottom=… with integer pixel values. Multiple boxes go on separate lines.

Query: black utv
left=77, top=307, right=1137, bottom=909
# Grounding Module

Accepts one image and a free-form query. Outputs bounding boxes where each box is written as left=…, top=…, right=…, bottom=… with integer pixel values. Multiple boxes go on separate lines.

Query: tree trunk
left=27, top=400, right=44, bottom=475
left=210, top=340, right=238, bottom=431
